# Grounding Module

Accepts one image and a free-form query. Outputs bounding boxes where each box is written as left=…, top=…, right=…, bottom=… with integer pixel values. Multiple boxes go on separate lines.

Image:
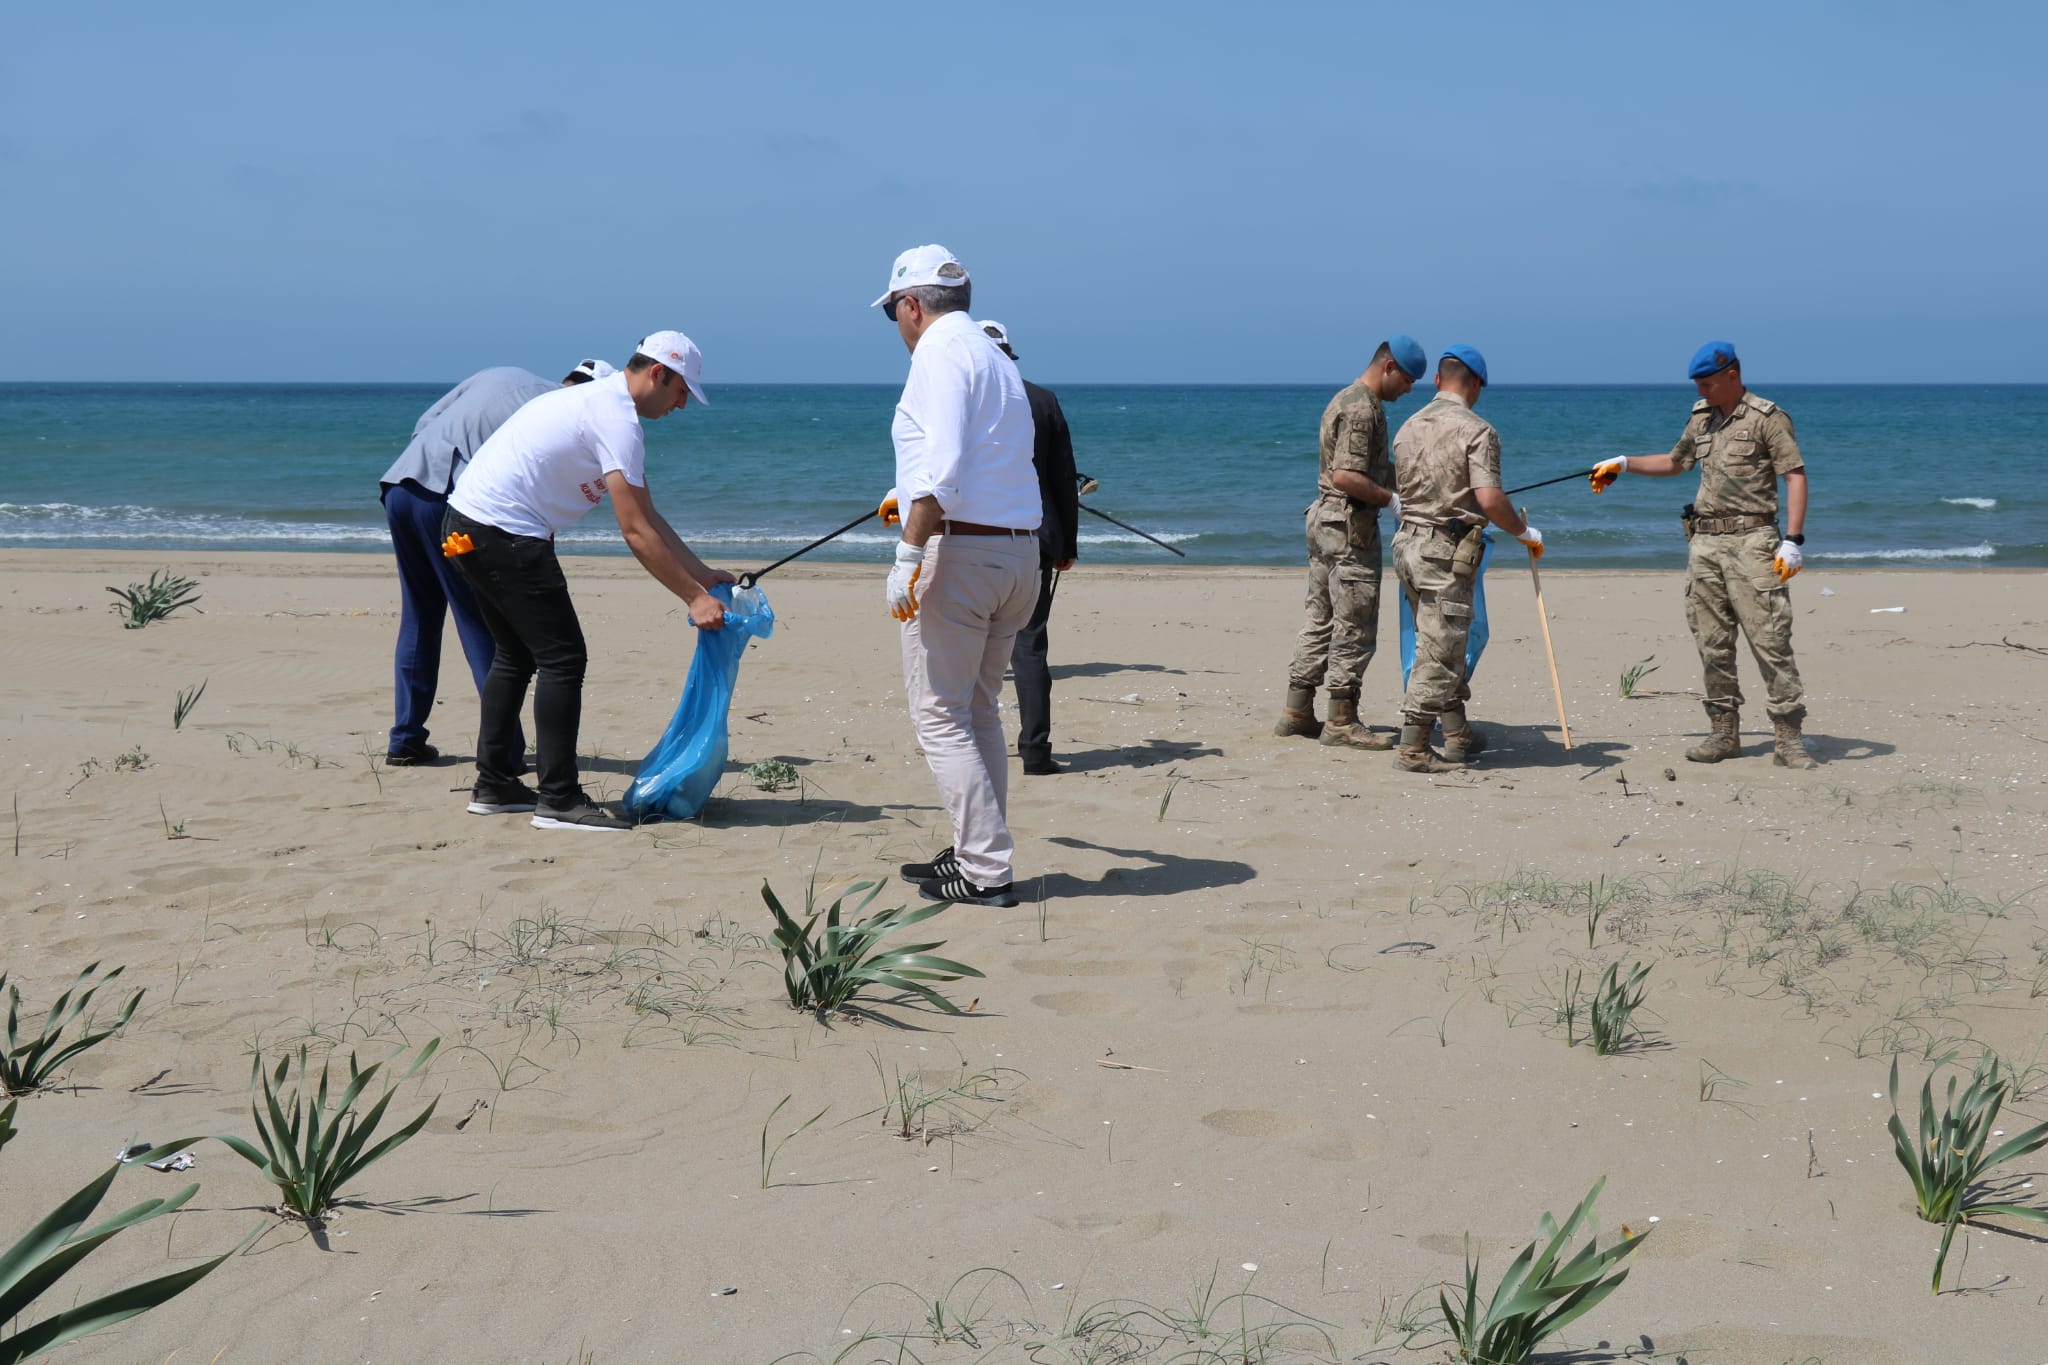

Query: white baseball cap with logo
left=634, top=331, right=710, bottom=405
left=871, top=244, right=970, bottom=307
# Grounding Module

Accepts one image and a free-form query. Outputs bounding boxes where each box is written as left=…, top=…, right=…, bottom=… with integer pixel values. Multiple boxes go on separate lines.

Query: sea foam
left=1942, top=497, right=1997, bottom=509
left=1815, top=543, right=1995, bottom=562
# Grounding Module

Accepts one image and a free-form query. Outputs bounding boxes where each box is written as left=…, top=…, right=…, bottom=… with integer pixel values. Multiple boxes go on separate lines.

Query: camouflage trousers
left=1685, top=526, right=1805, bottom=723
left=1392, top=527, right=1475, bottom=720
left=1286, top=501, right=1382, bottom=699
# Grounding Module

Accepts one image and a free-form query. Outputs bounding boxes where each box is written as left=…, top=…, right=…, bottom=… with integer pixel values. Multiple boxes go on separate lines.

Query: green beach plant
left=106, top=570, right=201, bottom=629
left=0, top=1110, right=255, bottom=1364
left=2, top=963, right=143, bottom=1097
left=1438, top=1177, right=1647, bottom=1364
left=1617, top=656, right=1659, bottom=698
left=762, top=879, right=983, bottom=1017
left=742, top=758, right=798, bottom=792
left=1588, top=961, right=1651, bottom=1056
left=216, top=1039, right=440, bottom=1223
left=1888, top=1054, right=2048, bottom=1292
left=171, top=679, right=207, bottom=730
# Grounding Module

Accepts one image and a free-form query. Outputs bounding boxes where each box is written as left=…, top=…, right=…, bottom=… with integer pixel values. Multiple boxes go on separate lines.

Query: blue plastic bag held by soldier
left=624, top=583, right=775, bottom=821
left=1401, top=531, right=1493, bottom=687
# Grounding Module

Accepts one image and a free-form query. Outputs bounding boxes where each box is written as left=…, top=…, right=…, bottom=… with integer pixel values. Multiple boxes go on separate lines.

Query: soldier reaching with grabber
left=1587, top=340, right=1816, bottom=769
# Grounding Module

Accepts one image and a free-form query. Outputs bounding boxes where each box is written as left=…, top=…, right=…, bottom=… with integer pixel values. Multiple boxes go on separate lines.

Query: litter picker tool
left=737, top=508, right=877, bottom=588
left=1504, top=466, right=1601, bottom=497
left=1521, top=503, right=1572, bottom=750
left=1071, top=473, right=1183, bottom=558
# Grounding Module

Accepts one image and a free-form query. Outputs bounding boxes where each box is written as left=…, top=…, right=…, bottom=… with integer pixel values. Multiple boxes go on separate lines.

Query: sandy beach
left=4, top=549, right=2046, bottom=1364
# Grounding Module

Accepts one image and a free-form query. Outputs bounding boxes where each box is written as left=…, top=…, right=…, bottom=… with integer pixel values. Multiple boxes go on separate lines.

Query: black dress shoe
left=386, top=742, right=440, bottom=767
left=1021, top=755, right=1063, bottom=775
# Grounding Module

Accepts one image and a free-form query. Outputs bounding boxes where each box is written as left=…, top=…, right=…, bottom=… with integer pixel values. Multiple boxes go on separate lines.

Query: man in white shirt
left=445, top=331, right=731, bottom=832
left=873, top=245, right=1042, bottom=908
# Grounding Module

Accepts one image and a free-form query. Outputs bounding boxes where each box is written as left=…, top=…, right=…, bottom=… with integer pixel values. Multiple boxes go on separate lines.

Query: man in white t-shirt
left=445, top=331, right=732, bottom=832
left=871, top=246, right=1042, bottom=907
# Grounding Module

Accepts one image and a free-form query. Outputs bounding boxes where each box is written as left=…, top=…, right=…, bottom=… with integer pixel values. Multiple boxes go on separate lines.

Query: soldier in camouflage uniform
left=1275, top=335, right=1428, bottom=748
left=1589, top=341, right=1815, bottom=768
left=1391, top=345, right=1547, bottom=773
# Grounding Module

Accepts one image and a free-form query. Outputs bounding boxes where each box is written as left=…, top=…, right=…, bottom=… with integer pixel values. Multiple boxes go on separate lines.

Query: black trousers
left=444, top=509, right=587, bottom=805
left=1009, top=551, right=1057, bottom=763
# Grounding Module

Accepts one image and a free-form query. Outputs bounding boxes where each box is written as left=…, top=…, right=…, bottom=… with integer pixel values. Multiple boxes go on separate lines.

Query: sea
left=2, top=383, right=2042, bottom=571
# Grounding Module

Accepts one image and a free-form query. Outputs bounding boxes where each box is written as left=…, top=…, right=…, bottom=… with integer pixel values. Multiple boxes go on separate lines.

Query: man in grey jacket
left=378, top=360, right=610, bottom=764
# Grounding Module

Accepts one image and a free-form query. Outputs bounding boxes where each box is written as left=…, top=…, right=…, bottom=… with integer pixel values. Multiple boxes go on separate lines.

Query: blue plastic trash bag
left=1400, top=531, right=1493, bottom=689
left=623, top=583, right=775, bottom=822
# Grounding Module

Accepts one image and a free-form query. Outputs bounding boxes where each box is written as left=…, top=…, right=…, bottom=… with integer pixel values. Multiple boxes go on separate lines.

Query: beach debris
left=1379, top=941, right=1435, bottom=955
left=714, top=1287, right=738, bottom=1296
left=1820, top=587, right=1837, bottom=596
left=113, top=1141, right=154, bottom=1163
left=1871, top=606, right=1906, bottom=613
left=1662, top=768, right=1676, bottom=781
left=1095, top=1057, right=1165, bottom=1073
left=147, top=1150, right=197, bottom=1172
left=1241, top=1262, right=1259, bottom=1272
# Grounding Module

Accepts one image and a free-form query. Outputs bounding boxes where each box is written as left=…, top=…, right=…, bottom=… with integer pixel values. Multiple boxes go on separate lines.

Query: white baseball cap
left=871, top=244, right=970, bottom=307
left=634, top=331, right=709, bottom=405
left=567, top=358, right=617, bottom=382
left=976, top=319, right=1016, bottom=357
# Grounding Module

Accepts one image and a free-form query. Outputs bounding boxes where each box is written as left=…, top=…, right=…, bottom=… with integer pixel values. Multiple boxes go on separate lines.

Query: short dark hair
left=1439, top=355, right=1480, bottom=387
left=1371, top=341, right=1393, bottom=368
left=903, top=281, right=971, bottom=317
left=562, top=367, right=595, bottom=385
left=625, top=352, right=659, bottom=374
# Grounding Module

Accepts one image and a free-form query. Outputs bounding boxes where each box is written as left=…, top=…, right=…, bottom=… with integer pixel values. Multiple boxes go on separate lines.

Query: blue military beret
left=1689, top=341, right=1738, bottom=379
left=1386, top=334, right=1427, bottom=381
left=1441, top=344, right=1488, bottom=386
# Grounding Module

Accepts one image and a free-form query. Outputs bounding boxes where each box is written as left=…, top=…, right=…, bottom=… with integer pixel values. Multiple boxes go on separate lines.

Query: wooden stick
left=1522, top=505, right=1572, bottom=750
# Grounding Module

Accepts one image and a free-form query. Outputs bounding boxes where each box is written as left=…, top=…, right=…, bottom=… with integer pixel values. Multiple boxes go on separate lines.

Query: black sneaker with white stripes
left=915, top=872, right=1018, bottom=909
left=467, top=780, right=539, bottom=815
left=899, top=846, right=958, bottom=883
left=531, top=797, right=633, bottom=832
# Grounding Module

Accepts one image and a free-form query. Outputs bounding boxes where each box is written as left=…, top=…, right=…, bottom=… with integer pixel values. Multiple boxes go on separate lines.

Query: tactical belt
left=1399, top=520, right=1480, bottom=541
left=1693, top=513, right=1777, bottom=536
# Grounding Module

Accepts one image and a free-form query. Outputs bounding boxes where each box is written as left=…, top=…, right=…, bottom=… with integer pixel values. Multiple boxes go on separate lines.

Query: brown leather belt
left=939, top=520, right=1034, bottom=537
left=1694, top=513, right=1777, bottom=536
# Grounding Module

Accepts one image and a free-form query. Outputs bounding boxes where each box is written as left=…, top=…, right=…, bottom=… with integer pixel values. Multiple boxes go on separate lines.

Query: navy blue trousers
left=384, top=481, right=506, bottom=753
left=1009, top=551, right=1057, bottom=763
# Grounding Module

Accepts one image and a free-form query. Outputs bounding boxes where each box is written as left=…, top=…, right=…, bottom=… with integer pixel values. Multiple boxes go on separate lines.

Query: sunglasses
left=883, top=294, right=915, bottom=323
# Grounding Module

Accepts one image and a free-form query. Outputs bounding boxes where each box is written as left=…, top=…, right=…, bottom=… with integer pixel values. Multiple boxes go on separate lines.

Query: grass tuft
left=216, top=1039, right=440, bottom=1223
left=106, top=570, right=201, bottom=629
left=1, top=963, right=143, bottom=1097
left=1888, top=1054, right=2048, bottom=1292
left=763, top=878, right=983, bottom=1018
left=1439, top=1177, right=1647, bottom=1364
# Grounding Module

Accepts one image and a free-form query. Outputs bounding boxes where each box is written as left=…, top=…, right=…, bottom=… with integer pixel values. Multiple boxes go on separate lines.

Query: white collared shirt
left=451, top=371, right=647, bottom=538
left=891, top=311, right=1041, bottom=530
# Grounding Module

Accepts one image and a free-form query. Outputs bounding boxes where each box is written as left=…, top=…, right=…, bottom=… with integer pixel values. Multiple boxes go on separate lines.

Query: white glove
left=886, top=541, right=924, bottom=621
left=1384, top=492, right=1403, bottom=522
left=1517, top=524, right=1545, bottom=560
left=1773, top=540, right=1803, bottom=582
left=1590, top=457, right=1628, bottom=493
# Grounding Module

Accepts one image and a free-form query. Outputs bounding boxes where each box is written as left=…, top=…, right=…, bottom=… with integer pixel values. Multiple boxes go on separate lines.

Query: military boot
left=1685, top=707, right=1740, bottom=764
left=1772, top=716, right=1818, bottom=769
left=1273, top=686, right=1323, bottom=740
left=1438, top=708, right=1488, bottom=763
left=1394, top=722, right=1461, bottom=773
left=1320, top=697, right=1395, bottom=750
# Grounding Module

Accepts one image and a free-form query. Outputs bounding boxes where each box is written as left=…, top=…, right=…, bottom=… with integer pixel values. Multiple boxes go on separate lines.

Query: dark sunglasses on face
left=882, top=296, right=901, bottom=322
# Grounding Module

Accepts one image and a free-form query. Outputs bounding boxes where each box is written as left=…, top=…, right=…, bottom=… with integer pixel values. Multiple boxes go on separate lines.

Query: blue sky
left=3, top=2, right=2041, bottom=384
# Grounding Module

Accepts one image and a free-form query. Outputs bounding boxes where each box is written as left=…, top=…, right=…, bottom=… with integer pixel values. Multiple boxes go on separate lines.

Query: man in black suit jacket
left=978, top=321, right=1079, bottom=775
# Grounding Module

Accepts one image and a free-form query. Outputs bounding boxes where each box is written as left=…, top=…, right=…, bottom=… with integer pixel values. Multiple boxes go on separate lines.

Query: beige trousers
left=900, top=533, right=1041, bottom=887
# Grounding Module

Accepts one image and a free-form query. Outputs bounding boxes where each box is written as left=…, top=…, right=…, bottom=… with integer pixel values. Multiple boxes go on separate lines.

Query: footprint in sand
left=1012, top=959, right=1143, bottom=978
left=1200, top=1107, right=1308, bottom=1137
left=1031, top=991, right=1137, bottom=1018
left=1040, top=1209, right=1172, bottom=1243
